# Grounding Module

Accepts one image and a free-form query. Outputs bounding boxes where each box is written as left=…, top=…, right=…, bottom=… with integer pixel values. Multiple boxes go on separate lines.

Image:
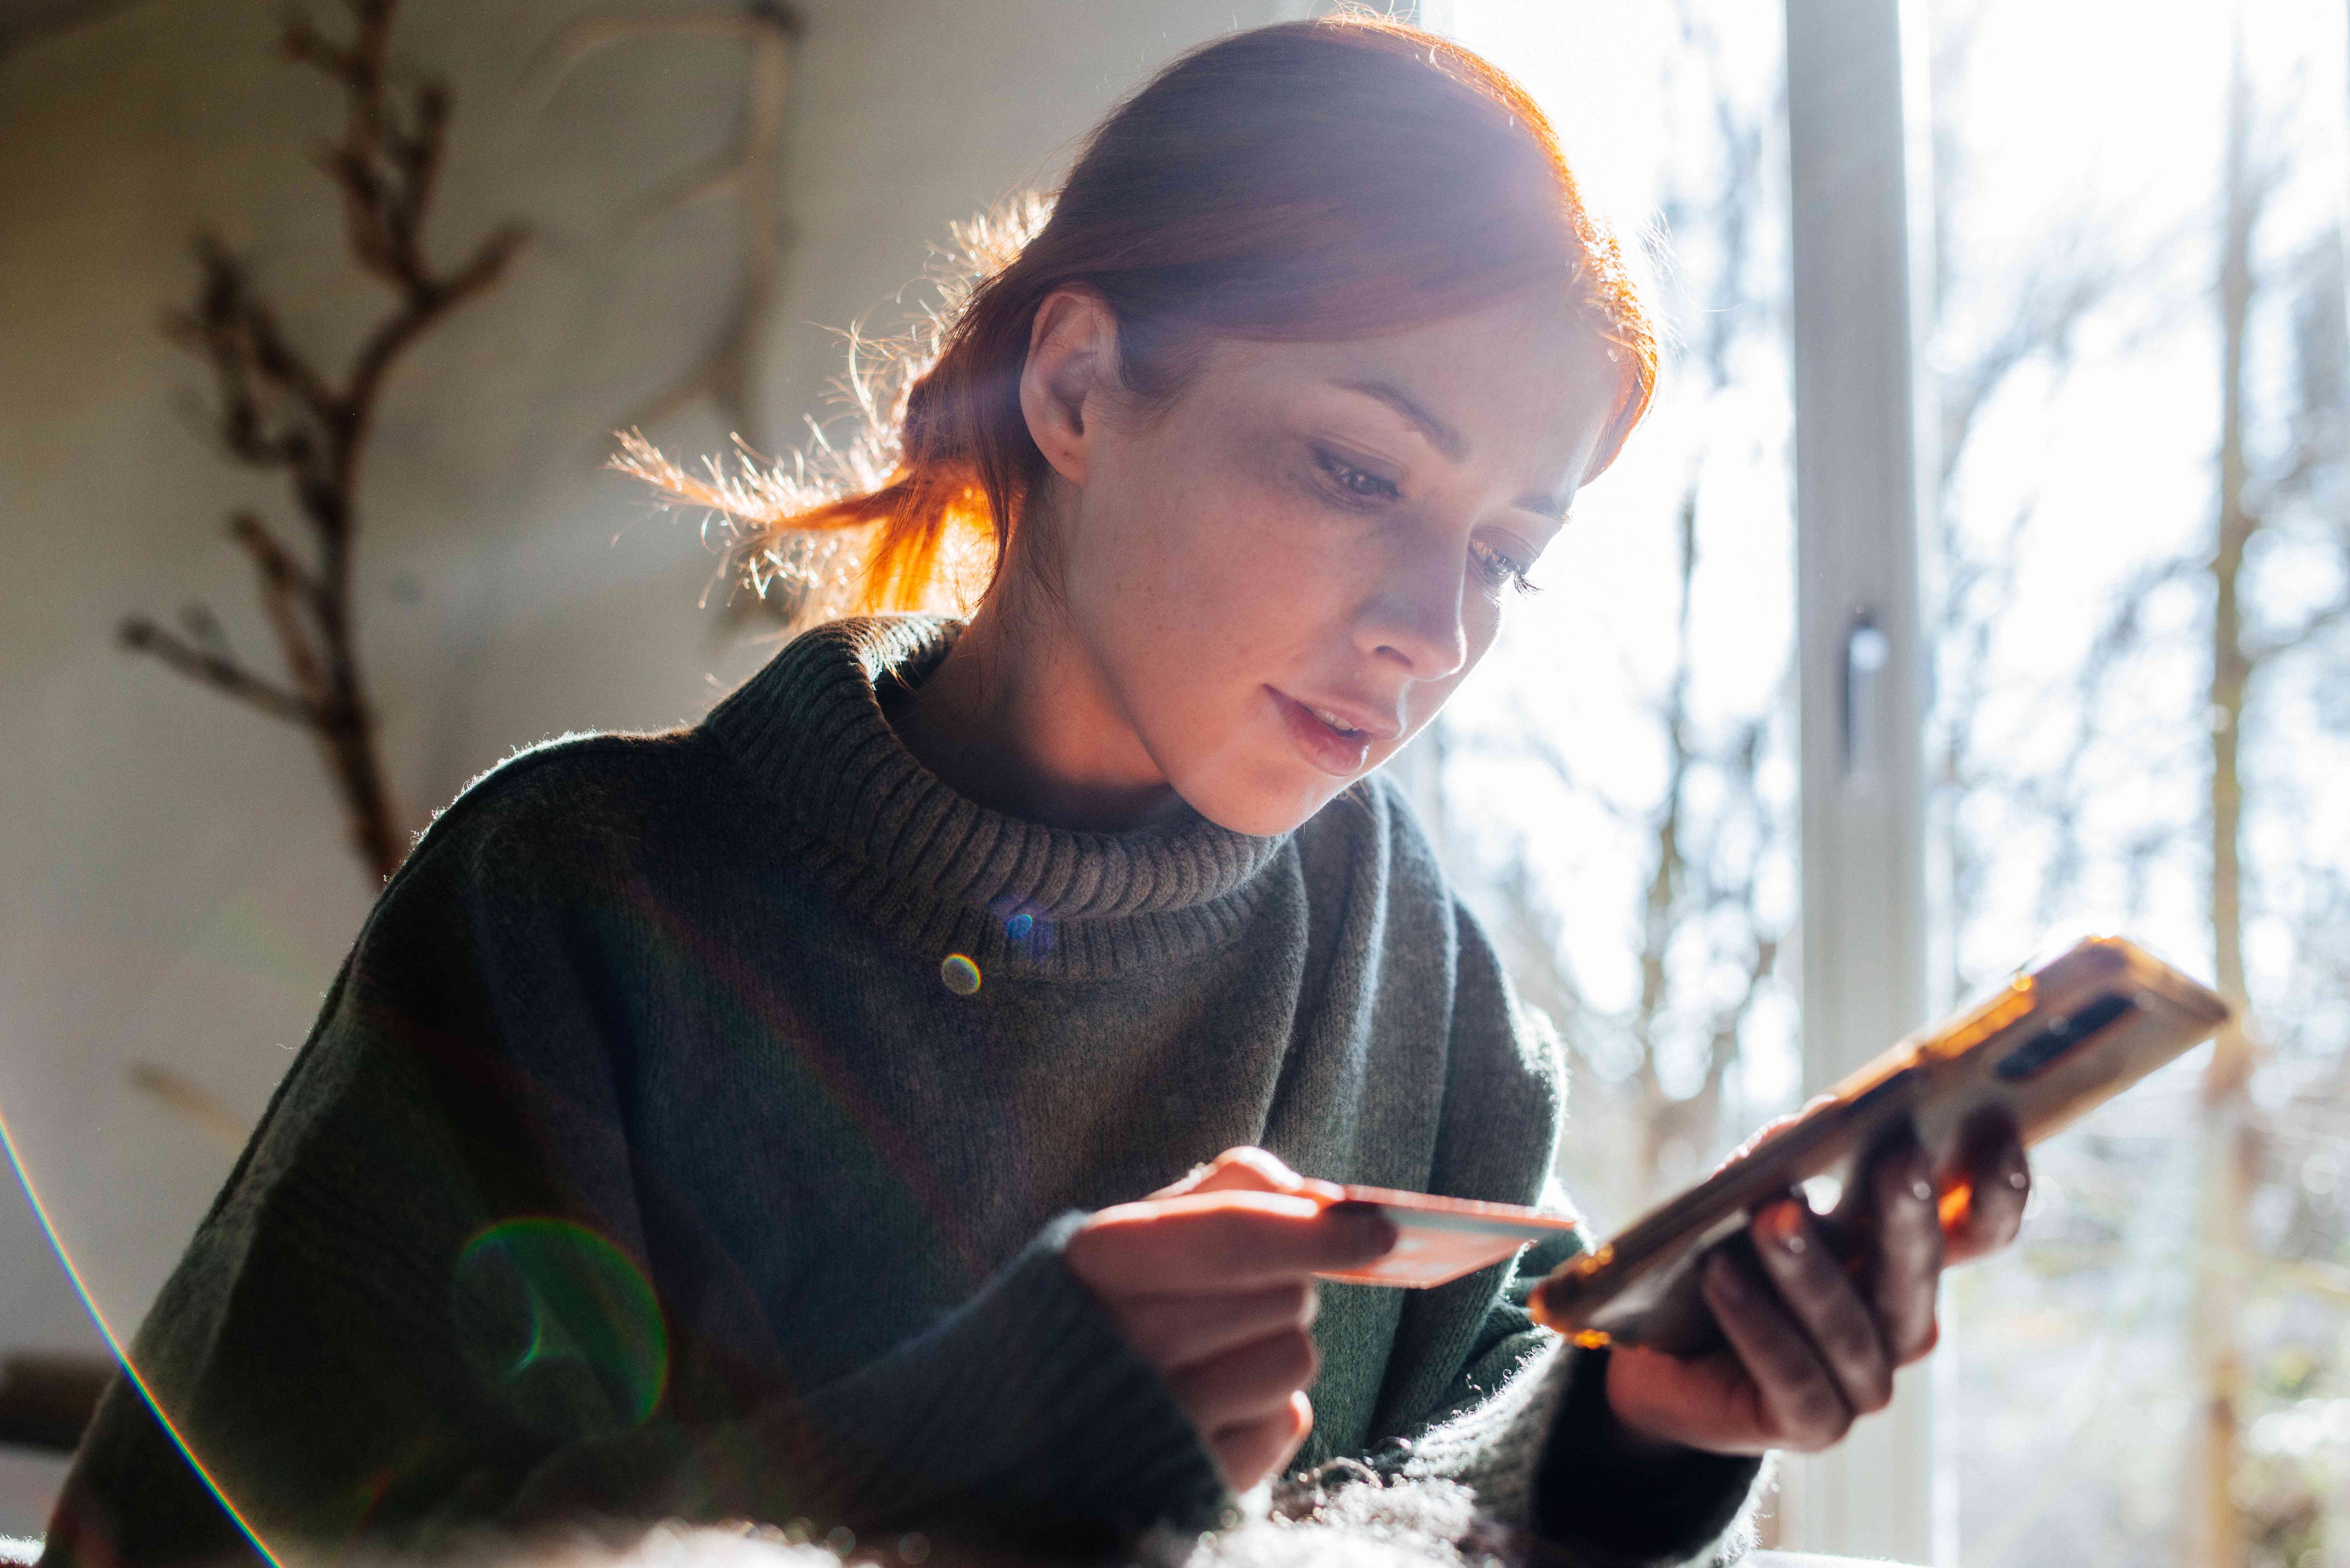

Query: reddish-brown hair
left=623, top=14, right=1656, bottom=616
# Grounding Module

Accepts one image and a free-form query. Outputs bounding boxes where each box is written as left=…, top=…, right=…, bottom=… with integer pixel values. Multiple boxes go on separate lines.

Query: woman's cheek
left=1158, top=473, right=1339, bottom=625
left=1462, top=595, right=1505, bottom=667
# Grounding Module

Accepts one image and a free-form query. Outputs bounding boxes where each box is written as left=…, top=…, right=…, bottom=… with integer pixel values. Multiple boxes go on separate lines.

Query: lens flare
left=939, top=954, right=982, bottom=995
left=0, top=1108, right=284, bottom=1566
left=985, top=894, right=1055, bottom=956
left=452, top=1219, right=668, bottom=1438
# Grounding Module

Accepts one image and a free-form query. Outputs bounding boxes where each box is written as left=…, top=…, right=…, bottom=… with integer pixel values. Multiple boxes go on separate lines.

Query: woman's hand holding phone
left=1067, top=1120, right=2027, bottom=1495
left=1064, top=1148, right=1397, bottom=1494
left=1603, top=1115, right=2032, bottom=1456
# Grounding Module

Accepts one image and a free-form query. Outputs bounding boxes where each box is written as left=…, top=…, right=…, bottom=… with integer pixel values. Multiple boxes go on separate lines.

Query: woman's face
left=1021, top=287, right=1628, bottom=837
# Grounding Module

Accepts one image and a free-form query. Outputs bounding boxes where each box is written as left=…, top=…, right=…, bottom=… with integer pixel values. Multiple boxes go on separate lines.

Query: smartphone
left=1527, top=935, right=2230, bottom=1356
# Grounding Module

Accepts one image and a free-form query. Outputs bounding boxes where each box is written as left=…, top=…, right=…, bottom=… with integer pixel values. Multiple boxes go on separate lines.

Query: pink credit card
left=1315, top=1185, right=1584, bottom=1288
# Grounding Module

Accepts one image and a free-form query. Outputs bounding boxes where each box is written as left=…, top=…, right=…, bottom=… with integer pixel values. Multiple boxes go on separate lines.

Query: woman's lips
left=1269, top=687, right=1375, bottom=776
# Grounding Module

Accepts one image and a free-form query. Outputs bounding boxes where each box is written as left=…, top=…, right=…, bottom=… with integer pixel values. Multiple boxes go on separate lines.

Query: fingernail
left=1894, top=1148, right=1934, bottom=1204
left=1333, top=1203, right=1397, bottom=1254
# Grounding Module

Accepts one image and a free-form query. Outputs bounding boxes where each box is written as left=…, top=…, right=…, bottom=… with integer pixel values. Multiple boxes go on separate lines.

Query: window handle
left=1842, top=609, right=1891, bottom=789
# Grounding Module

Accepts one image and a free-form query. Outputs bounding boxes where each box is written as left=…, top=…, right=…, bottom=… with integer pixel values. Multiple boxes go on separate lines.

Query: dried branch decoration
left=119, top=0, right=525, bottom=884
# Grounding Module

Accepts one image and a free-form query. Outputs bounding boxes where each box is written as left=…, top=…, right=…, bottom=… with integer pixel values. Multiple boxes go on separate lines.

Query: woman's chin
left=1171, top=765, right=1357, bottom=839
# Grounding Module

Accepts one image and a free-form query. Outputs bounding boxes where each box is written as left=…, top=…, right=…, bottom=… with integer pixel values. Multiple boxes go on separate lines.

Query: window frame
left=1404, top=0, right=1946, bottom=1553
left=1779, top=0, right=1941, bottom=1558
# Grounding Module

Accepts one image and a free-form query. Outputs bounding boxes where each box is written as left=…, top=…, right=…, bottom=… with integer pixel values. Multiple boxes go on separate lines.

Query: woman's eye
left=1469, top=538, right=1536, bottom=598
left=1314, top=448, right=1403, bottom=502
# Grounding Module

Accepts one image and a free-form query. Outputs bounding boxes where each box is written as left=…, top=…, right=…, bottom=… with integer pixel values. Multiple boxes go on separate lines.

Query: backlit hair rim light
left=615, top=13, right=1660, bottom=623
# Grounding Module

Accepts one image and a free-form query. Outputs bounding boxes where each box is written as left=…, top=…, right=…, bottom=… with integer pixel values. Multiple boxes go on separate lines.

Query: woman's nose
left=1354, top=541, right=1469, bottom=680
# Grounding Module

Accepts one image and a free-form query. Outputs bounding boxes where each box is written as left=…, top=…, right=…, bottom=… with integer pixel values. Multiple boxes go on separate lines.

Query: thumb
left=1152, top=1146, right=1337, bottom=1202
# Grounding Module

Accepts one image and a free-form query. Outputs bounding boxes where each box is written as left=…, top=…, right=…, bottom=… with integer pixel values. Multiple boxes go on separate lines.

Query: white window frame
left=1404, top=0, right=1946, bottom=1555
left=1781, top=0, right=1940, bottom=1559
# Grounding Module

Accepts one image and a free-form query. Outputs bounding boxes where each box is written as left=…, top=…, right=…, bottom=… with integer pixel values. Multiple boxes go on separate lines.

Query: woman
left=46, top=16, right=2026, bottom=1568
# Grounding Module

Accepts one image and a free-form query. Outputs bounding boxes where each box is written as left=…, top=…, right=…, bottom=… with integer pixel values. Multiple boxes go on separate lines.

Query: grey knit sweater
left=45, top=615, right=1760, bottom=1567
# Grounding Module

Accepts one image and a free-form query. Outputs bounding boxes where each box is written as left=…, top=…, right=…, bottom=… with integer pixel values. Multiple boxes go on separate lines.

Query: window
left=1437, top=0, right=2350, bottom=1560
left=1926, top=2, right=2350, bottom=1564
left=1420, top=2, right=1802, bottom=1238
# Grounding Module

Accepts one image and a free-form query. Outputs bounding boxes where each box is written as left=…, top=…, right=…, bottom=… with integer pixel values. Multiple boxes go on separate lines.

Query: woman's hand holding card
left=1064, top=1148, right=1398, bottom=1494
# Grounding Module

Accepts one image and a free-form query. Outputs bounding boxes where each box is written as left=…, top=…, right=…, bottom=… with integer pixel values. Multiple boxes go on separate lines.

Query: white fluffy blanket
left=416, top=1470, right=1543, bottom=1568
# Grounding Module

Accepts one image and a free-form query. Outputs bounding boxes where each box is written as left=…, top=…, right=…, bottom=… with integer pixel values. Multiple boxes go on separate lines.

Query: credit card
left=1315, top=1185, right=1584, bottom=1288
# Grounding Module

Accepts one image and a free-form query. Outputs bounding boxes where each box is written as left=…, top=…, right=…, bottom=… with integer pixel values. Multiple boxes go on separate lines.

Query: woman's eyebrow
left=1331, top=375, right=1571, bottom=522
left=1331, top=376, right=1468, bottom=462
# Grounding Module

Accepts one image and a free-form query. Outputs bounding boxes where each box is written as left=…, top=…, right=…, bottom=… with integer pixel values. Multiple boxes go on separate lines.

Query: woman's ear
left=1020, top=288, right=1118, bottom=487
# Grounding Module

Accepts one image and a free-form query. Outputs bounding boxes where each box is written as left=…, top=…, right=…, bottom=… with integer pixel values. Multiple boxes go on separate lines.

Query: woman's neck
left=882, top=589, right=1191, bottom=834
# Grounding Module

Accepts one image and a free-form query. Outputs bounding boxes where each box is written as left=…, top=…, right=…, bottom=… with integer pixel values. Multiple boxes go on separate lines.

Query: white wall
left=0, top=0, right=1289, bottom=1417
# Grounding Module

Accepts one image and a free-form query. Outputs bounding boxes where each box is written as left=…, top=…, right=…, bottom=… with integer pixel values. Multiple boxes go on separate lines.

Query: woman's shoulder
left=396, top=725, right=739, bottom=898
left=1293, top=768, right=1452, bottom=910
left=1311, top=772, right=1558, bottom=1039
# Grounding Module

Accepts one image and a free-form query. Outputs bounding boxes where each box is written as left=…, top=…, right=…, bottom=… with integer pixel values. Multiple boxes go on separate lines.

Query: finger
left=1717, top=1097, right=1835, bottom=1170
left=1155, top=1147, right=1341, bottom=1203
left=1069, top=1193, right=1395, bottom=1295
left=1859, top=1136, right=1944, bottom=1363
left=1702, top=1247, right=1853, bottom=1451
left=1116, top=1279, right=1319, bottom=1374
left=1751, top=1200, right=1894, bottom=1417
left=1942, top=1112, right=2029, bottom=1264
left=1207, top=1391, right=1313, bottom=1494
left=1603, top=1342, right=1777, bottom=1456
left=1152, top=1147, right=1291, bottom=1199
left=1165, top=1326, right=1319, bottom=1434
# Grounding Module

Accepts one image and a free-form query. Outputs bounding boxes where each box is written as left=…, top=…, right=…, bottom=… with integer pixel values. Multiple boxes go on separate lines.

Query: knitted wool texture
left=45, top=616, right=1759, bottom=1568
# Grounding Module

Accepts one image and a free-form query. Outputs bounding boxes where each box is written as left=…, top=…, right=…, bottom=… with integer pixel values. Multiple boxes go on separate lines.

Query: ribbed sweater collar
left=704, top=614, right=1292, bottom=978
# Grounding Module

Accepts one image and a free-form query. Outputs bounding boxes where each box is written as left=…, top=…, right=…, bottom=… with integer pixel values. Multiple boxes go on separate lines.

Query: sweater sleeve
left=1383, top=1241, right=1765, bottom=1568
left=42, top=756, right=1223, bottom=1568
left=486, top=1210, right=1226, bottom=1549
left=1368, top=897, right=1765, bottom=1568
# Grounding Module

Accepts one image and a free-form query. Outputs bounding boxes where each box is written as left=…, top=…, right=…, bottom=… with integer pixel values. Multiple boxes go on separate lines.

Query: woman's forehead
left=1206, top=299, right=1623, bottom=487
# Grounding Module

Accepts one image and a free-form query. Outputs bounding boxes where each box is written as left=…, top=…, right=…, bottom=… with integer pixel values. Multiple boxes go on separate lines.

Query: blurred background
left=1, top=0, right=2345, bottom=1563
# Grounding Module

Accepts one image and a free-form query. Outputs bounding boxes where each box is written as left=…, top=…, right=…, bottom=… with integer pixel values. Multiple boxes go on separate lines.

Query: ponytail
left=619, top=16, right=1656, bottom=623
